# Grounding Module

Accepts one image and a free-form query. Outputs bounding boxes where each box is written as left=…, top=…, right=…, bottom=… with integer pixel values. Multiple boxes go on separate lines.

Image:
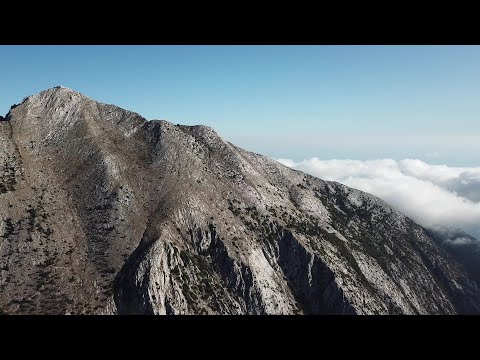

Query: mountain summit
left=1, top=87, right=479, bottom=315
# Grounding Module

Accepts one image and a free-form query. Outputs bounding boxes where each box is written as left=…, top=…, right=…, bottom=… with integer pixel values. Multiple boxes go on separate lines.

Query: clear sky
left=1, top=45, right=479, bottom=166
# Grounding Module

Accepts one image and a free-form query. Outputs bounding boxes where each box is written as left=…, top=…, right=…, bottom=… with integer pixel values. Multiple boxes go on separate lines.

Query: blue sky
left=1, top=45, right=479, bottom=166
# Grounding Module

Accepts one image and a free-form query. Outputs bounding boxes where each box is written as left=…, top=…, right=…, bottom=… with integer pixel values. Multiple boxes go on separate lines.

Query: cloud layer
left=277, top=158, right=480, bottom=239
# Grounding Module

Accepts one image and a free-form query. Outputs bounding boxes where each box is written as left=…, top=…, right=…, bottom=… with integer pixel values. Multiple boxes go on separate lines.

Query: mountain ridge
left=1, top=86, right=479, bottom=315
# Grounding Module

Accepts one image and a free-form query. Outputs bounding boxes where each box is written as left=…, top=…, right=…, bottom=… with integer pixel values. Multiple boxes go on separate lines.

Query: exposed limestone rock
left=0, top=87, right=479, bottom=315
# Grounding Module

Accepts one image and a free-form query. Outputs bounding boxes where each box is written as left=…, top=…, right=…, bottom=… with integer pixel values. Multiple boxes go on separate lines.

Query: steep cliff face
left=1, top=87, right=479, bottom=315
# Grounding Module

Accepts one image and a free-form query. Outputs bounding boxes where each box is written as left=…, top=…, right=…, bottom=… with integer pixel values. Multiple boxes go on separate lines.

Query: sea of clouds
left=277, top=158, right=480, bottom=240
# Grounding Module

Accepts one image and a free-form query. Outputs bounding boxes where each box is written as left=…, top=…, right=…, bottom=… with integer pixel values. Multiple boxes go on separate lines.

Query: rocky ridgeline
left=0, top=87, right=479, bottom=315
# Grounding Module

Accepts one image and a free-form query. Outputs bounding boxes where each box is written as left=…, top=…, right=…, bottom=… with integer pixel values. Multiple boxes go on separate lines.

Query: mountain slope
left=0, top=86, right=479, bottom=315
left=427, top=229, right=480, bottom=286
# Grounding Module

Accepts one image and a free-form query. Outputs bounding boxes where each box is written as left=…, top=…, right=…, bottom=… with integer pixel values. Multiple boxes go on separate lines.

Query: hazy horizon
left=1, top=45, right=479, bottom=167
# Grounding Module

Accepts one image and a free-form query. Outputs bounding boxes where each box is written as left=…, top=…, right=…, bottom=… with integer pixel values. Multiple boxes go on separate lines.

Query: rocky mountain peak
left=1, top=88, right=479, bottom=315
left=16, top=85, right=84, bottom=107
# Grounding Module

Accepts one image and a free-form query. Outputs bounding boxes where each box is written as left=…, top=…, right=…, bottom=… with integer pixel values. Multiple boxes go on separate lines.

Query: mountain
left=426, top=229, right=480, bottom=286
left=0, top=86, right=479, bottom=315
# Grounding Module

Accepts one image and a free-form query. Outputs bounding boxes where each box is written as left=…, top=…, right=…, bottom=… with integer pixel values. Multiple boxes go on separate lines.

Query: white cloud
left=277, top=157, right=480, bottom=239
left=447, top=237, right=476, bottom=246
left=276, top=158, right=296, bottom=168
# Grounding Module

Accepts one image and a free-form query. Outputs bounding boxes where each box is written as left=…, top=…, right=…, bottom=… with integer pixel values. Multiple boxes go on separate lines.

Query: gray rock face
left=0, top=87, right=479, bottom=315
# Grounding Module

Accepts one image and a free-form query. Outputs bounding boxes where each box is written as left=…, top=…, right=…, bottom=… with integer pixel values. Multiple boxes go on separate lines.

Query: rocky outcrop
left=1, top=86, right=479, bottom=315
